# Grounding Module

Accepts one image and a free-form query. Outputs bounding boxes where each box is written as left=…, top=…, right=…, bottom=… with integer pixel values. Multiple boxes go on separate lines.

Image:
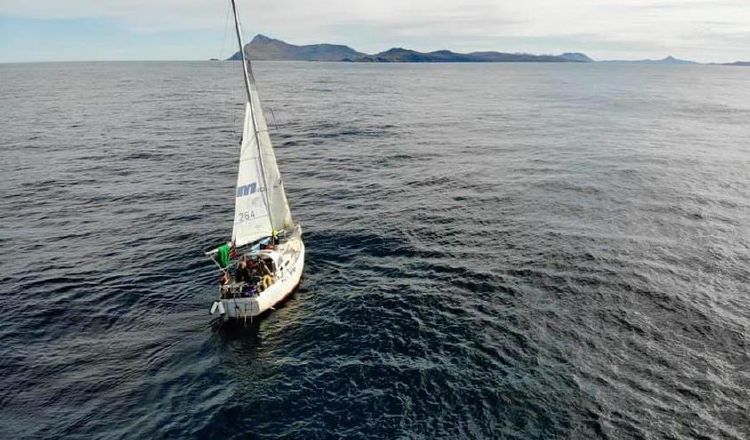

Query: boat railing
left=220, top=281, right=249, bottom=298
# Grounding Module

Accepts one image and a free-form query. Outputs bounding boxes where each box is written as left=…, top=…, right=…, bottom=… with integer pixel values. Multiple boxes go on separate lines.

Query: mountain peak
left=228, top=35, right=365, bottom=61
left=251, top=34, right=274, bottom=44
left=561, top=52, right=594, bottom=62
left=659, top=55, right=695, bottom=64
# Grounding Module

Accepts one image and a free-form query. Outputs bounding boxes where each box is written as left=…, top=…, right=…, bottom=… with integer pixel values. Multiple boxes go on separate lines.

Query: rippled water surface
left=2, top=61, right=750, bottom=439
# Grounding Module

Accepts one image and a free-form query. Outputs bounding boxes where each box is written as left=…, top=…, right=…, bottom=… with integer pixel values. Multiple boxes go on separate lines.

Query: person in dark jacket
left=235, top=261, right=248, bottom=284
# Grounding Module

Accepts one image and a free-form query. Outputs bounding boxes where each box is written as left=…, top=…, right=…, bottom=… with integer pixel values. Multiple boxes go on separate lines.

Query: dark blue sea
left=1, top=61, right=750, bottom=439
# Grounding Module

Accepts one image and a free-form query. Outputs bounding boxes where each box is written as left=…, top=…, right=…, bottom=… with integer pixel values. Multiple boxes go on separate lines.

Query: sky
left=1, top=0, right=748, bottom=63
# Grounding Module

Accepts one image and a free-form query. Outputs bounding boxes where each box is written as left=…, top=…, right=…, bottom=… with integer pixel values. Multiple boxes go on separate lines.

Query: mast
left=230, top=0, right=253, bottom=107
left=229, top=0, right=274, bottom=232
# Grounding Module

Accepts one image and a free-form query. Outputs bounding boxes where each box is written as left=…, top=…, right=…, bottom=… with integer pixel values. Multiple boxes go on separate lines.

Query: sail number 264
left=236, top=210, right=257, bottom=223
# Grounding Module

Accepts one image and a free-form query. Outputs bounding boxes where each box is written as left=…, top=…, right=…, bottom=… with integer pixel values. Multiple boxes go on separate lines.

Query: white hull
left=212, top=235, right=305, bottom=321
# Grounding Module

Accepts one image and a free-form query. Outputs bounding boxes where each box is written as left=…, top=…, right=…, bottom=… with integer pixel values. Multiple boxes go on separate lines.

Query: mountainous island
left=228, top=34, right=591, bottom=63
left=227, top=34, right=749, bottom=66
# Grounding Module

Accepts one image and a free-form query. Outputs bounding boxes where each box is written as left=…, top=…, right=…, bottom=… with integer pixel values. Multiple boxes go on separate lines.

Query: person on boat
left=219, top=271, right=231, bottom=296
left=258, top=258, right=272, bottom=276
left=220, top=271, right=231, bottom=285
left=235, top=261, right=248, bottom=284
left=249, top=272, right=262, bottom=292
left=233, top=257, right=258, bottom=291
left=245, top=258, right=258, bottom=276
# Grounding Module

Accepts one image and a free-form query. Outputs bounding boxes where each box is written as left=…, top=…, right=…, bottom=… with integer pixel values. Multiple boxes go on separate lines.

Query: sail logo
left=236, top=182, right=258, bottom=197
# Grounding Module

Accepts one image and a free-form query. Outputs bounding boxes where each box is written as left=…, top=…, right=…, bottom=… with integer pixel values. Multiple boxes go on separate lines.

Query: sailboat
left=206, top=0, right=305, bottom=322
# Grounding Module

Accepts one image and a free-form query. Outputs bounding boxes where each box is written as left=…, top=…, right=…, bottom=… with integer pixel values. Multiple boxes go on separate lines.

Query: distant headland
left=228, top=34, right=749, bottom=66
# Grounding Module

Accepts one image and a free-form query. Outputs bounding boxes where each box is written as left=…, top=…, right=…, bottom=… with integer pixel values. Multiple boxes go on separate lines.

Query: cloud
left=0, top=0, right=748, bottom=62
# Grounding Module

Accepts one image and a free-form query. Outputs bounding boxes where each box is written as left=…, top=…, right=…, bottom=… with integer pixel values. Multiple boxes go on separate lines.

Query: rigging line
left=251, top=98, right=274, bottom=231
left=219, top=4, right=231, bottom=60
left=230, top=0, right=274, bottom=231
left=243, top=59, right=275, bottom=230
left=268, top=107, right=280, bottom=131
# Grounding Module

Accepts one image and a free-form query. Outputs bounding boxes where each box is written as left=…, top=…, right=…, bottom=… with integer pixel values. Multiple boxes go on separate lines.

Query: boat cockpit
left=205, top=235, right=281, bottom=299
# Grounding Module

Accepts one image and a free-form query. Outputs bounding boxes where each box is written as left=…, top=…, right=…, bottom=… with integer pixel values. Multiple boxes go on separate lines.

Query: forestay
left=231, top=70, right=294, bottom=248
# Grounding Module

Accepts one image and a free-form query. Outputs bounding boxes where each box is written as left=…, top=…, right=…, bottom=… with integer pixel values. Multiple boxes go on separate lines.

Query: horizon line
left=1, top=59, right=744, bottom=65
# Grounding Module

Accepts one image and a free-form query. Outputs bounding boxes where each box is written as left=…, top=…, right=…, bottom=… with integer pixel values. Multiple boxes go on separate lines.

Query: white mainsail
left=231, top=101, right=271, bottom=247
left=231, top=78, right=294, bottom=247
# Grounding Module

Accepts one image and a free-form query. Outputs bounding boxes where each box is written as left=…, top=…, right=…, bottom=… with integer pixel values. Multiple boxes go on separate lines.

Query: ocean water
left=1, top=60, right=749, bottom=439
